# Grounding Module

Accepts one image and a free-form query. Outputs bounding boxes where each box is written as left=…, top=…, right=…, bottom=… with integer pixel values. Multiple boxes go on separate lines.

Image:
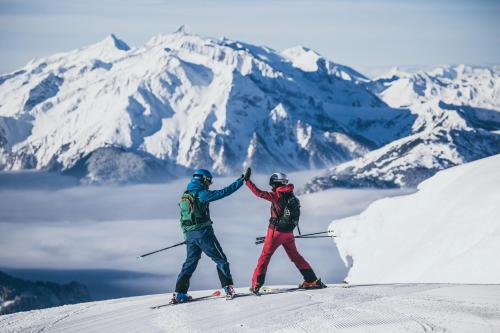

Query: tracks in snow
left=2, top=284, right=499, bottom=333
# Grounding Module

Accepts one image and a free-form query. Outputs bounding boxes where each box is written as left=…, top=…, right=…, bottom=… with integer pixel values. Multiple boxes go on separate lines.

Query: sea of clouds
left=0, top=171, right=411, bottom=299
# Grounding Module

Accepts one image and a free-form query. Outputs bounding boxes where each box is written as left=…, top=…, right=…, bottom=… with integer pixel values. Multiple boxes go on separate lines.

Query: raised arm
left=200, top=177, right=244, bottom=202
left=245, top=179, right=275, bottom=202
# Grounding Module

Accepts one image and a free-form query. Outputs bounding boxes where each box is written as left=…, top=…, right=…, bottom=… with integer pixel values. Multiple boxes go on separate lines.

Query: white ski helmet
left=269, top=172, right=289, bottom=186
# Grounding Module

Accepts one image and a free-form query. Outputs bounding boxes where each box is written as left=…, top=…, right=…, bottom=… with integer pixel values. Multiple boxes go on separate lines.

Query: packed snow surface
left=330, top=154, right=500, bottom=284
left=1, top=284, right=499, bottom=332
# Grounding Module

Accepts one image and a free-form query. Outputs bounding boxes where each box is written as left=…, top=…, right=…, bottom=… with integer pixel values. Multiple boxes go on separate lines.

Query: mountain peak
left=106, top=34, right=130, bottom=51
left=281, top=45, right=322, bottom=72
left=96, top=34, right=130, bottom=51
left=174, top=24, right=187, bottom=34
left=377, top=66, right=410, bottom=79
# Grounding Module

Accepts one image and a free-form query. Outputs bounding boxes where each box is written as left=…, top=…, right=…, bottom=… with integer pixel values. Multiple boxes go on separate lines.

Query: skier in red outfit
left=244, top=169, right=326, bottom=294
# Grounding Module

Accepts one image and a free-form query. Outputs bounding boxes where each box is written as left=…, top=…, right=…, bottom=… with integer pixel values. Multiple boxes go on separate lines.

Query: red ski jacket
left=245, top=179, right=295, bottom=221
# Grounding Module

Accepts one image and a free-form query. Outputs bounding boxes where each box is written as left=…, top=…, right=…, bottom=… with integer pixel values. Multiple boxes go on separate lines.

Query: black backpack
left=272, top=192, right=301, bottom=233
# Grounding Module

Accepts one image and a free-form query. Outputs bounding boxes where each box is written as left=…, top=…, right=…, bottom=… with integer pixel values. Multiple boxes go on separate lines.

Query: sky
left=0, top=0, right=499, bottom=76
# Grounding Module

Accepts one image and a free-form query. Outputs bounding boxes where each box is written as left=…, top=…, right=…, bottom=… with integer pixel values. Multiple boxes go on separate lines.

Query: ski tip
left=213, top=290, right=222, bottom=296
left=136, top=256, right=143, bottom=260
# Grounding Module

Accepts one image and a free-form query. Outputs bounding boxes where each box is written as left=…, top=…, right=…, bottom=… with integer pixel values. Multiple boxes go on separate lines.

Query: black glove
left=243, top=167, right=252, bottom=181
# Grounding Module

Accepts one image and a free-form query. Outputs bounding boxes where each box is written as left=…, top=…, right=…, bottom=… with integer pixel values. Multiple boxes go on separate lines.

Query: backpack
left=179, top=191, right=210, bottom=226
left=273, top=192, right=301, bottom=233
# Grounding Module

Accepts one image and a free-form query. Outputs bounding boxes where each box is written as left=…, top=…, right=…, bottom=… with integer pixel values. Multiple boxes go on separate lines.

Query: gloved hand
left=243, top=167, right=252, bottom=181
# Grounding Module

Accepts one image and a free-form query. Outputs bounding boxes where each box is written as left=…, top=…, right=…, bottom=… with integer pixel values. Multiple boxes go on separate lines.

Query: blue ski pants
left=175, top=227, right=233, bottom=293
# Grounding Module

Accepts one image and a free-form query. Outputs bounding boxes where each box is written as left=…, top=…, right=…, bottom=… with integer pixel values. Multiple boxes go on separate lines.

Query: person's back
left=172, top=169, right=245, bottom=303
left=245, top=171, right=326, bottom=294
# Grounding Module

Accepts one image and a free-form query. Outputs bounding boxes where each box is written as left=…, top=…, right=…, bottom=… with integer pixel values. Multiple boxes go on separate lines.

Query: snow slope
left=0, top=27, right=407, bottom=184
left=330, top=154, right=500, bottom=284
left=304, top=65, right=500, bottom=191
left=1, top=284, right=499, bottom=332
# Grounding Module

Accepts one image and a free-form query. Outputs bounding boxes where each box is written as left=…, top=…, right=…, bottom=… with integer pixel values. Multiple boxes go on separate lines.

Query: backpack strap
left=182, top=190, right=210, bottom=225
left=272, top=192, right=290, bottom=219
left=270, top=192, right=295, bottom=232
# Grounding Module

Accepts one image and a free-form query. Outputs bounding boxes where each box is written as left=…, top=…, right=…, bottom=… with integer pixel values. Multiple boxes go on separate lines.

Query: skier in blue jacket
left=172, top=168, right=248, bottom=303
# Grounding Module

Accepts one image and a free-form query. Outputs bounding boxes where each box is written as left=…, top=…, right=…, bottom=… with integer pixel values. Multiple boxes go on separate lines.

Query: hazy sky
left=0, top=0, right=499, bottom=75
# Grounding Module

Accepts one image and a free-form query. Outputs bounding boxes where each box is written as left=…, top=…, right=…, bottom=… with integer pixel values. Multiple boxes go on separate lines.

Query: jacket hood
left=187, top=177, right=208, bottom=192
left=275, top=184, right=294, bottom=193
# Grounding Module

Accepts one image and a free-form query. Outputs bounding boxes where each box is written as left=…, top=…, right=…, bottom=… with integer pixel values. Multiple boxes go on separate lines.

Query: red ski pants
left=252, top=227, right=312, bottom=288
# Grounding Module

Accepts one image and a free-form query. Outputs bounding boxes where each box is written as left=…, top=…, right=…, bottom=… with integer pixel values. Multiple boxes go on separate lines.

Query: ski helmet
left=269, top=172, right=288, bottom=187
left=193, top=169, right=213, bottom=184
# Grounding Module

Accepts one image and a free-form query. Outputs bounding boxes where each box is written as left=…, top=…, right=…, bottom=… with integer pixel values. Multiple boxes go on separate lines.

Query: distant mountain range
left=1, top=28, right=499, bottom=187
left=303, top=65, right=500, bottom=192
left=0, top=271, right=91, bottom=315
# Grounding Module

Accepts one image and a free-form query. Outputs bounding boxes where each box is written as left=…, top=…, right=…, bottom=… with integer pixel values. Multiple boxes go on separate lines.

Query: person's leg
left=175, top=238, right=202, bottom=294
left=251, top=228, right=282, bottom=289
left=282, top=236, right=318, bottom=282
left=198, top=228, right=234, bottom=287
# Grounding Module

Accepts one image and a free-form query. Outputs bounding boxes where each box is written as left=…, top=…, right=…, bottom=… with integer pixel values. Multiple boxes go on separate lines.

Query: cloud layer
left=0, top=171, right=410, bottom=298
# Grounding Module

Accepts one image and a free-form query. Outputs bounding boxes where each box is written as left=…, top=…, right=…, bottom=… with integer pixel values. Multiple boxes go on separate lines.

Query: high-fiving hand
left=243, top=167, right=252, bottom=181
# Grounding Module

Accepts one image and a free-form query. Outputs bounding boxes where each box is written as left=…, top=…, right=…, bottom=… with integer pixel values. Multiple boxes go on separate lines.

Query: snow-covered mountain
left=0, top=271, right=91, bottom=315
left=303, top=65, right=500, bottom=191
left=369, top=64, right=500, bottom=109
left=2, top=29, right=498, bottom=186
left=0, top=27, right=412, bottom=184
left=329, top=154, right=500, bottom=284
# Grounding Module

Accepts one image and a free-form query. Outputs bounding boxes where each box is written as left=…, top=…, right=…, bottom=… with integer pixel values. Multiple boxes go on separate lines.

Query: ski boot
left=223, top=285, right=236, bottom=300
left=299, top=278, right=327, bottom=289
left=249, top=285, right=261, bottom=296
left=170, top=292, right=192, bottom=304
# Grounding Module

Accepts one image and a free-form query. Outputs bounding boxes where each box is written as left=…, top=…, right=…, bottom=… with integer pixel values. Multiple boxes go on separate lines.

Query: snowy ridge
left=0, top=28, right=397, bottom=184
left=303, top=64, right=500, bottom=191
left=370, top=64, right=500, bottom=109
left=329, top=154, right=500, bottom=284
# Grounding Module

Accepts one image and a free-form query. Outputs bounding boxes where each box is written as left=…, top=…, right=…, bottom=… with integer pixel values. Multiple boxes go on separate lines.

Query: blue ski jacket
left=180, top=176, right=244, bottom=235
left=186, top=176, right=244, bottom=203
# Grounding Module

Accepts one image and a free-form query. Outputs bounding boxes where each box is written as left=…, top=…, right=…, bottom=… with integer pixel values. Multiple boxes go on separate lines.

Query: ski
left=150, top=290, right=222, bottom=309
left=260, top=286, right=302, bottom=293
left=233, top=287, right=307, bottom=299
left=260, top=282, right=329, bottom=294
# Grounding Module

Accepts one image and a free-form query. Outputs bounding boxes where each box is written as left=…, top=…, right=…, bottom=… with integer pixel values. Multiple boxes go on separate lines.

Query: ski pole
left=255, top=234, right=335, bottom=245
left=137, top=241, right=186, bottom=259
left=255, top=230, right=332, bottom=241
left=297, top=231, right=332, bottom=237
